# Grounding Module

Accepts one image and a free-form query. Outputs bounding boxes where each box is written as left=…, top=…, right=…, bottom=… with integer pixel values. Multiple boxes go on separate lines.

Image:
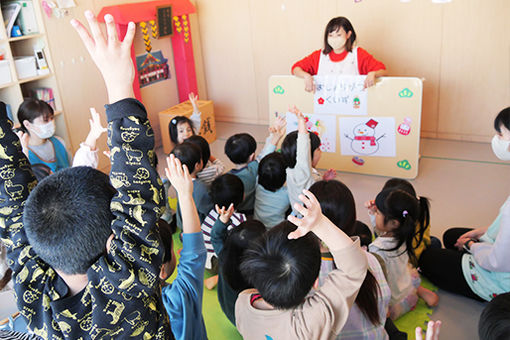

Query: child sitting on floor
left=160, top=155, right=208, bottom=340
left=368, top=188, right=438, bottom=320
left=171, top=142, right=213, bottom=226
left=236, top=190, right=367, bottom=340
left=168, top=93, right=202, bottom=146
left=225, top=117, right=285, bottom=214
left=211, top=213, right=265, bottom=325
left=201, top=174, right=246, bottom=269
left=253, top=152, right=290, bottom=228
left=185, top=135, right=225, bottom=186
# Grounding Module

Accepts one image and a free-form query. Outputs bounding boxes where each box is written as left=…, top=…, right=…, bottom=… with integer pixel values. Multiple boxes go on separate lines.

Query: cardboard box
left=14, top=56, right=37, bottom=79
left=0, top=60, right=12, bottom=85
left=159, top=100, right=216, bottom=154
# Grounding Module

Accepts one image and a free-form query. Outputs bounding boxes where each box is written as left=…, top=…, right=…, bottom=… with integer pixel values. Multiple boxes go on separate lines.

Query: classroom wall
left=194, top=0, right=510, bottom=142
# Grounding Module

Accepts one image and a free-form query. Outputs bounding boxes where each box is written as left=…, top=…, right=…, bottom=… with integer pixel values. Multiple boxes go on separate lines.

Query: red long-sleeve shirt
left=291, top=48, right=386, bottom=75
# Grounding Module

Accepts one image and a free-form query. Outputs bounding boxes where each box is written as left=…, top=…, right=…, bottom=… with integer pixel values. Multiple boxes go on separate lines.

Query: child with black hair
left=309, top=180, right=392, bottom=339
left=236, top=190, right=367, bottom=340
left=168, top=93, right=202, bottom=145
left=478, top=292, right=510, bottom=340
left=0, top=11, right=172, bottom=339
left=254, top=152, right=290, bottom=228
left=282, top=106, right=335, bottom=215
left=368, top=189, right=438, bottom=320
left=201, top=174, right=246, bottom=269
left=171, top=142, right=213, bottom=227
left=226, top=117, right=286, bottom=214
left=159, top=155, right=208, bottom=340
left=211, top=213, right=265, bottom=325
left=365, top=178, right=432, bottom=265
left=185, top=135, right=225, bottom=186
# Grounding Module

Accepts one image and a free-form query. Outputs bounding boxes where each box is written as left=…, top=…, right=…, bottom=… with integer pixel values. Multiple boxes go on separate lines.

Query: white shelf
left=18, top=73, right=52, bottom=84
left=8, top=33, right=44, bottom=42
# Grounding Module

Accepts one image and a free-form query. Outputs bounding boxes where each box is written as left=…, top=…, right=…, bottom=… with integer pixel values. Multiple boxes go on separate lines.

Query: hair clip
left=171, top=119, right=177, bottom=124
left=402, top=210, right=408, bottom=217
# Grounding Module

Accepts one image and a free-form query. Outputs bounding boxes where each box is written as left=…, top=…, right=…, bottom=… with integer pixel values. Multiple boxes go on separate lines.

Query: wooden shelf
left=18, top=73, right=52, bottom=84
left=8, top=34, right=44, bottom=42
left=0, top=82, right=15, bottom=89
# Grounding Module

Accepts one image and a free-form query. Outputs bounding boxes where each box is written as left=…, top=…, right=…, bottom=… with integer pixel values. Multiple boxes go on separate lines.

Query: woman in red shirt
left=292, top=17, right=386, bottom=92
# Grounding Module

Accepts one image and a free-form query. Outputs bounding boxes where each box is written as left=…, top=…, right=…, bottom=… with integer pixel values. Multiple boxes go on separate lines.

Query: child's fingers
left=302, top=189, right=319, bottom=207
left=104, top=14, right=118, bottom=44
left=70, top=18, right=95, bottom=55
left=293, top=202, right=308, bottom=217
left=287, top=225, right=308, bottom=240
left=433, top=321, right=441, bottom=340
left=121, top=22, right=136, bottom=52
left=415, top=327, right=423, bottom=340
left=215, top=204, right=220, bottom=214
left=84, top=10, right=106, bottom=47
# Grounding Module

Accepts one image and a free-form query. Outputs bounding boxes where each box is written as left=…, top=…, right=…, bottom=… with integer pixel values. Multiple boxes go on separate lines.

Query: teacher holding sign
left=292, top=17, right=387, bottom=92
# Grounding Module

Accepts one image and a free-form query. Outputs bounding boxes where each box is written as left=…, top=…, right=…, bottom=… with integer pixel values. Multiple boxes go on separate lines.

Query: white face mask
left=328, top=36, right=346, bottom=51
left=31, top=120, right=55, bottom=139
left=491, top=135, right=510, bottom=161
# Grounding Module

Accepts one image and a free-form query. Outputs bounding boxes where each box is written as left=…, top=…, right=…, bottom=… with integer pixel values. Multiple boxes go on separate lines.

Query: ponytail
left=413, top=196, right=431, bottom=250
left=355, top=270, right=381, bottom=325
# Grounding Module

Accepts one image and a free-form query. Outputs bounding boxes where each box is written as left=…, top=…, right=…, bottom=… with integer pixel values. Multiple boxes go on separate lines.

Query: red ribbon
left=354, top=136, right=376, bottom=146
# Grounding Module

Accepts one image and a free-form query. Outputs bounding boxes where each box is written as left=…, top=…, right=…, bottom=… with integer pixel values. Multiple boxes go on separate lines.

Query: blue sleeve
left=162, top=232, right=207, bottom=340
left=211, top=218, right=229, bottom=255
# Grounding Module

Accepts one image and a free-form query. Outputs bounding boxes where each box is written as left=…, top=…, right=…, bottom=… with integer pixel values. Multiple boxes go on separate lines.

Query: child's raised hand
left=15, top=130, right=29, bottom=158
left=415, top=320, right=441, bottom=340
left=188, top=92, right=199, bottom=111
left=165, top=154, right=193, bottom=197
left=71, top=11, right=135, bottom=103
left=84, top=108, right=107, bottom=149
left=322, top=169, right=336, bottom=181
left=289, top=106, right=306, bottom=134
left=215, top=203, right=234, bottom=224
left=364, top=199, right=376, bottom=215
left=287, top=190, right=324, bottom=239
left=268, top=116, right=287, bottom=144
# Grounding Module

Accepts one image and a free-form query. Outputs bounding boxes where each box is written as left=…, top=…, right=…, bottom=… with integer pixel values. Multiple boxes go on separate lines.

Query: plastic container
left=0, top=60, right=12, bottom=85
left=14, top=56, right=37, bottom=79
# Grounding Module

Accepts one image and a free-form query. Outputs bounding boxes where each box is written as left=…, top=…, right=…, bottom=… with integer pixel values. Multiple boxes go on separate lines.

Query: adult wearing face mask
left=17, top=98, right=70, bottom=172
left=419, top=107, right=510, bottom=302
left=292, top=16, right=386, bottom=92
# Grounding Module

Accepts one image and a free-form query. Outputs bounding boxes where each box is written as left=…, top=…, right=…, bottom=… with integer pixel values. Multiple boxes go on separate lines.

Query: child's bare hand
left=415, top=320, right=441, bottom=340
left=322, top=169, right=336, bottom=181
left=71, top=11, right=135, bottom=103
left=287, top=190, right=325, bottom=239
left=189, top=92, right=199, bottom=110
left=88, top=108, right=107, bottom=141
left=165, top=154, right=193, bottom=197
left=215, top=203, right=234, bottom=224
left=15, top=130, right=29, bottom=157
left=289, top=106, right=306, bottom=134
left=364, top=199, right=376, bottom=215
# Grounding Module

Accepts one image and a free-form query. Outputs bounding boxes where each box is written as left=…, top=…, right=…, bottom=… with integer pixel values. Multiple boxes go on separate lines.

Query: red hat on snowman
left=366, top=119, right=378, bottom=129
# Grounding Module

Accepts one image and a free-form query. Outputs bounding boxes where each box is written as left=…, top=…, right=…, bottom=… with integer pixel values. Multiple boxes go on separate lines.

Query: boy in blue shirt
left=160, top=155, right=208, bottom=340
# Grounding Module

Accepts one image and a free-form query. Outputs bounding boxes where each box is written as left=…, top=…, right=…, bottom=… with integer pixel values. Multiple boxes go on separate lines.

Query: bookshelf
left=0, top=0, right=69, bottom=143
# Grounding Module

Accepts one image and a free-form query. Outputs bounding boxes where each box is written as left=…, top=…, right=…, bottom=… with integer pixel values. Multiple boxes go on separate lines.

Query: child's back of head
left=241, top=221, right=320, bottom=309
left=281, top=131, right=321, bottom=168
left=224, top=133, right=257, bottom=165
left=479, top=292, right=510, bottom=340
left=171, top=142, right=202, bottom=174
left=257, top=152, right=287, bottom=192
left=185, top=135, right=211, bottom=169
left=23, top=166, right=115, bottom=275
left=210, top=174, right=244, bottom=209
left=221, top=220, right=265, bottom=291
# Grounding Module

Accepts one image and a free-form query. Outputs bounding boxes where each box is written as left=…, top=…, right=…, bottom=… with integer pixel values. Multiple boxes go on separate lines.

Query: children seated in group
left=309, top=180, right=392, bottom=339
left=201, top=174, right=246, bottom=269
left=368, top=188, right=439, bottom=320
left=171, top=142, right=213, bottom=226
left=211, top=215, right=265, bottom=325
left=253, top=152, right=290, bottom=228
left=225, top=117, right=285, bottom=214
left=160, top=155, right=208, bottom=340
left=236, top=190, right=368, bottom=340
left=185, top=135, right=225, bottom=186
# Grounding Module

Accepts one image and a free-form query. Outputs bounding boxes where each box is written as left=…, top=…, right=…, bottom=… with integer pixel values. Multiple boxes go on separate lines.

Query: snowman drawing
left=345, top=119, right=386, bottom=155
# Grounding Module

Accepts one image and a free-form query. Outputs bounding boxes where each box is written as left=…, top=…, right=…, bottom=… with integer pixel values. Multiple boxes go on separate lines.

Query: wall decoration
left=352, top=156, right=365, bottom=166
left=397, top=117, right=412, bottom=135
left=286, top=112, right=337, bottom=153
left=314, top=75, right=368, bottom=115
left=135, top=50, right=170, bottom=88
left=340, top=117, right=396, bottom=157
left=397, top=159, right=411, bottom=170
left=273, top=85, right=285, bottom=94
left=156, top=5, right=173, bottom=37
left=399, top=88, right=413, bottom=98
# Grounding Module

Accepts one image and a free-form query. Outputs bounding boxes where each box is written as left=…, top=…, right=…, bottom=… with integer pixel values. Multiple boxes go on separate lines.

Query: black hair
left=257, top=152, right=287, bottom=192
left=323, top=17, right=357, bottom=55
left=158, top=219, right=173, bottom=263
left=168, top=116, right=195, bottom=144
left=241, top=221, right=321, bottom=309
left=281, top=131, right=321, bottom=168
left=210, top=174, right=244, bottom=209
left=221, top=220, right=266, bottom=292
left=494, top=107, right=510, bottom=134
left=479, top=292, right=510, bottom=340
left=23, top=166, right=116, bottom=274
left=185, top=135, right=210, bottom=168
left=224, top=133, right=257, bottom=165
left=170, top=142, right=202, bottom=174
left=382, top=178, right=430, bottom=257
left=354, top=221, right=373, bottom=248
left=17, top=98, right=54, bottom=134
left=309, top=180, right=381, bottom=326
left=31, top=163, right=52, bottom=182
left=375, top=188, right=419, bottom=263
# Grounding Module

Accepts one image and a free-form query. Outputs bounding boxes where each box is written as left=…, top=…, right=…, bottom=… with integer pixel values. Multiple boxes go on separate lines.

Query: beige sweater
left=235, top=239, right=368, bottom=340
